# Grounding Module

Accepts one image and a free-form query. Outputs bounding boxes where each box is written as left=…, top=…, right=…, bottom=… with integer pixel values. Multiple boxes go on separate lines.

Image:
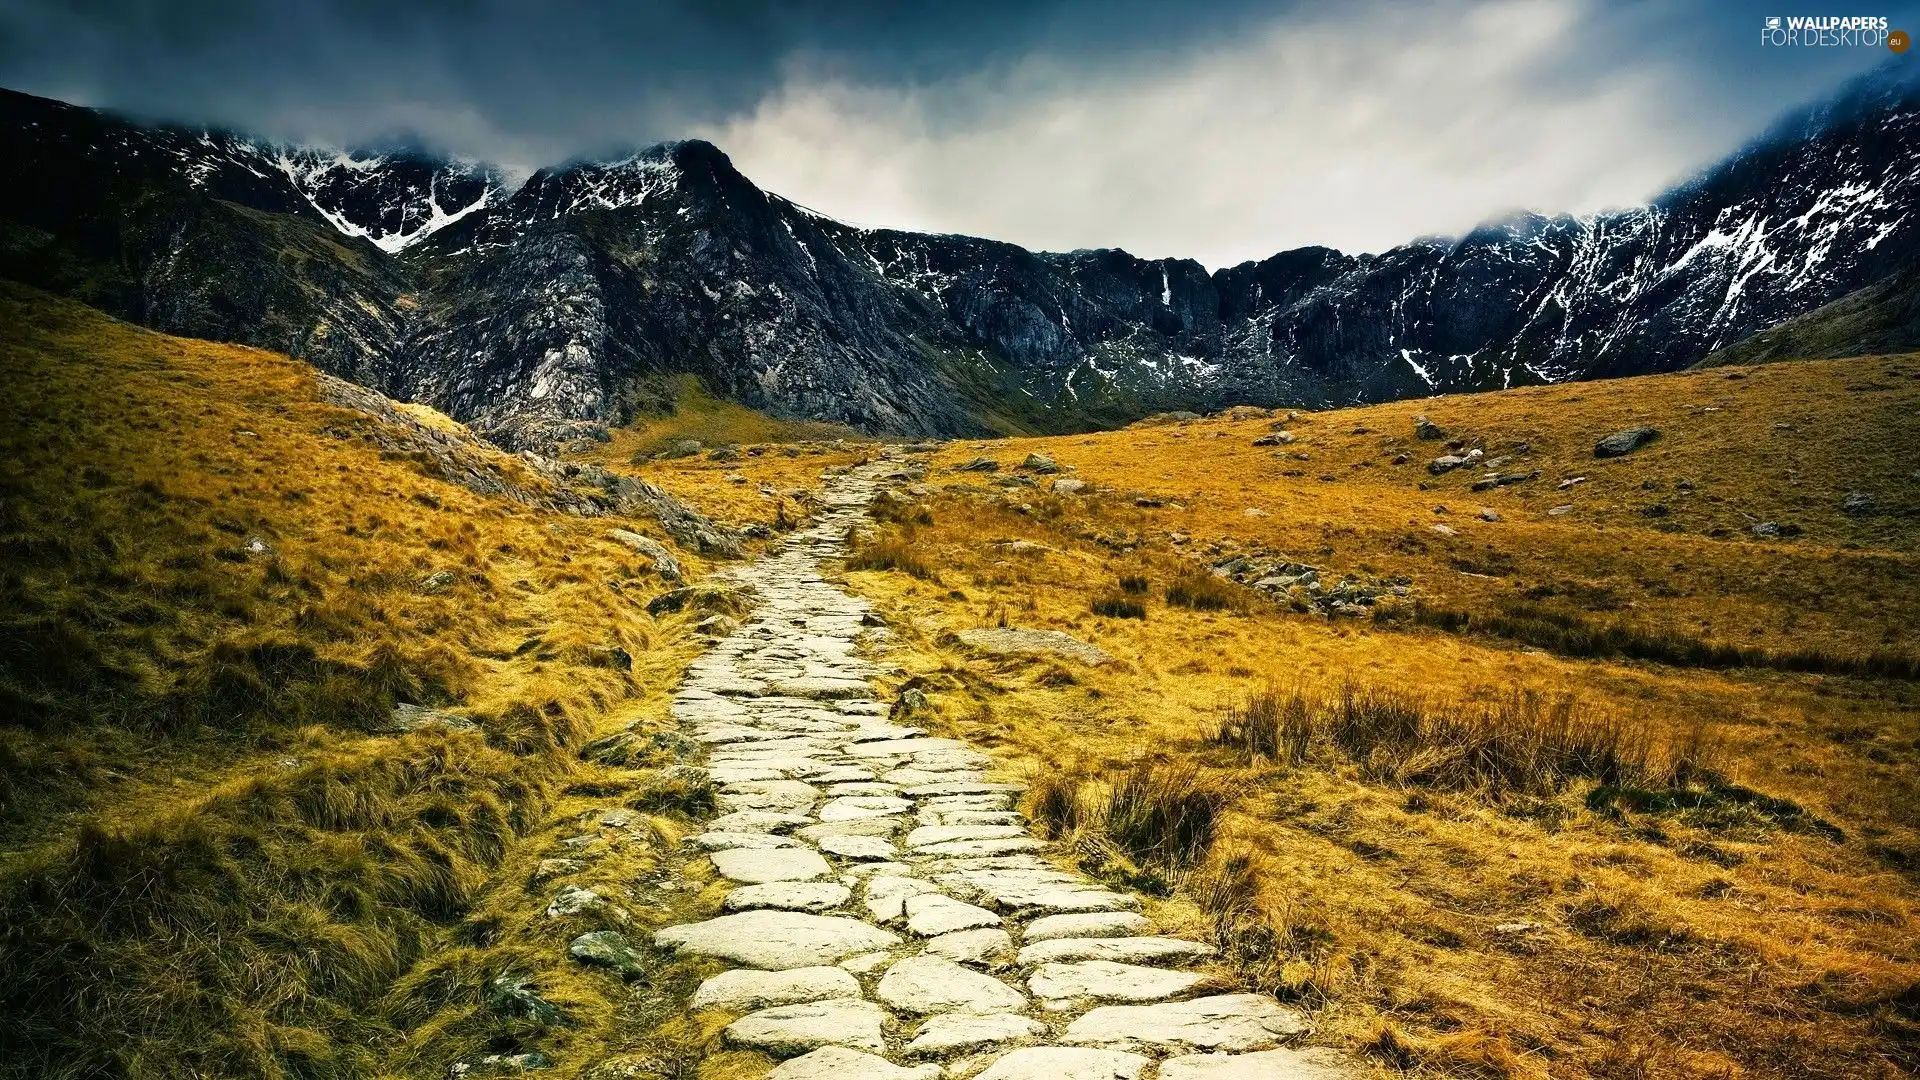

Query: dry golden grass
left=653, top=357, right=1920, bottom=1080
left=0, top=283, right=750, bottom=1079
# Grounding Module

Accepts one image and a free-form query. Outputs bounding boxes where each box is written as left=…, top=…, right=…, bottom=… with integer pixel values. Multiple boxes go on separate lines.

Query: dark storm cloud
left=1, top=0, right=1914, bottom=261
left=0, top=0, right=1289, bottom=164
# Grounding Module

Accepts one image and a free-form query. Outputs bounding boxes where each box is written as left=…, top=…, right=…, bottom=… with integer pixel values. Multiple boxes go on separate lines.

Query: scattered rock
left=1558, top=476, right=1587, bottom=489
left=1021, top=453, right=1060, bottom=474
left=1470, top=470, right=1539, bottom=492
left=1477, top=508, right=1502, bottom=522
left=567, top=931, right=646, bottom=978
left=660, top=438, right=702, bottom=459
left=1547, top=504, right=1574, bottom=516
left=1052, top=478, right=1088, bottom=494
left=955, top=628, right=1114, bottom=666
left=418, top=569, right=459, bottom=593
left=956, top=457, right=1001, bottom=473
left=1594, top=427, right=1659, bottom=458
left=1427, top=450, right=1482, bottom=475
left=1414, top=415, right=1447, bottom=440
left=1842, top=491, right=1877, bottom=515
left=383, top=702, right=477, bottom=733
left=607, top=529, right=683, bottom=580
left=487, top=974, right=564, bottom=1025
left=1252, top=431, right=1294, bottom=446
left=546, top=884, right=619, bottom=919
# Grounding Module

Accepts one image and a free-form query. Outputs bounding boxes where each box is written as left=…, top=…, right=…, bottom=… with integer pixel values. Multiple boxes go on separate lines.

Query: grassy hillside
left=0, top=283, right=747, bottom=1080
left=644, top=355, right=1920, bottom=1080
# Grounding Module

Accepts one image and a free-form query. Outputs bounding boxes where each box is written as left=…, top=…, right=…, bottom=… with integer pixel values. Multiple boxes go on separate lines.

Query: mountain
left=3, top=68, right=1919, bottom=449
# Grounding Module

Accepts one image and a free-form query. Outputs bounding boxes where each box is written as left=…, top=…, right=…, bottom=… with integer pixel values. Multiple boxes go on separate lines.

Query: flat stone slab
left=798, top=817, right=901, bottom=842
left=902, top=781, right=1026, bottom=797
left=707, top=810, right=815, bottom=834
left=819, top=796, right=913, bottom=821
left=827, top=782, right=902, bottom=797
left=692, top=831, right=804, bottom=851
left=712, top=847, right=833, bottom=884
left=1030, top=961, right=1211, bottom=1006
left=905, top=893, right=1002, bottom=936
left=1063, top=995, right=1308, bottom=1053
left=656, top=911, right=901, bottom=970
left=864, top=875, right=941, bottom=922
left=913, top=837, right=1046, bottom=858
left=905, top=824, right=1030, bottom=848
left=1159, top=1048, right=1352, bottom=1080
left=973, top=1047, right=1148, bottom=1080
left=1024, top=912, right=1151, bottom=942
left=819, top=834, right=898, bottom=861
left=1018, top=936, right=1216, bottom=966
left=724, top=881, right=852, bottom=913
left=906, top=1013, right=1046, bottom=1056
left=726, top=999, right=886, bottom=1055
left=939, top=870, right=1138, bottom=915
left=845, top=737, right=967, bottom=759
left=956, top=628, right=1115, bottom=666
left=769, top=1047, right=942, bottom=1080
left=925, top=927, right=1016, bottom=967
left=875, top=954, right=1030, bottom=1016
left=693, top=966, right=862, bottom=1011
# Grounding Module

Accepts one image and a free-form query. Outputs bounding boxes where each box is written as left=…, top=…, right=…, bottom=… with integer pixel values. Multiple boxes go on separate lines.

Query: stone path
left=631, top=454, right=1348, bottom=1079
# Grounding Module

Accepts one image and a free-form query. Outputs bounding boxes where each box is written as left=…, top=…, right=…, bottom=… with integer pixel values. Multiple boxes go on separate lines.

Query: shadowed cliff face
left=4, top=69, right=1920, bottom=450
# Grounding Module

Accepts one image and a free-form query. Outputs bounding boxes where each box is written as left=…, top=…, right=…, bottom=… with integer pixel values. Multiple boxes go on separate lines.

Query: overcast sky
left=0, top=0, right=1908, bottom=266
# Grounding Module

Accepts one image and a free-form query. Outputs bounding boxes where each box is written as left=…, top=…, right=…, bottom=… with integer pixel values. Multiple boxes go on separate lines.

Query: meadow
left=639, top=354, right=1920, bottom=1080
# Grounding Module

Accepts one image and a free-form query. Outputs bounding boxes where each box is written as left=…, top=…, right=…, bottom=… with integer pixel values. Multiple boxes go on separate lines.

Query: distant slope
left=1701, top=260, right=1920, bottom=365
left=6, top=64, right=1920, bottom=448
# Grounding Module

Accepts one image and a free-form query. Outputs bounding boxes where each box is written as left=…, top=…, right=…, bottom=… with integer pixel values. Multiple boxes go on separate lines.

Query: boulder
left=956, top=457, right=1001, bottom=473
left=1594, top=427, right=1659, bottom=458
left=1021, top=453, right=1061, bottom=474
left=607, top=529, right=683, bottom=580
left=1052, top=478, right=1088, bottom=494
left=567, top=931, right=646, bottom=978
left=1414, top=415, right=1447, bottom=440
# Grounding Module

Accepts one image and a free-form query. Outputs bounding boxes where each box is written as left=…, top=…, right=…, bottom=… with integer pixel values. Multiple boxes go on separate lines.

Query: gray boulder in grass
left=1594, top=428, right=1659, bottom=458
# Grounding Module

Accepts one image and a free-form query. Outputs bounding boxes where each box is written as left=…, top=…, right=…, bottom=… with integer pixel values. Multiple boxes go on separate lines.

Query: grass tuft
left=1166, top=569, right=1240, bottom=612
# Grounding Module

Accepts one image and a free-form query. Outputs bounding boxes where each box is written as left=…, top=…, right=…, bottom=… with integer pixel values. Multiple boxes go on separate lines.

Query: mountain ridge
left=4, top=67, right=1919, bottom=448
